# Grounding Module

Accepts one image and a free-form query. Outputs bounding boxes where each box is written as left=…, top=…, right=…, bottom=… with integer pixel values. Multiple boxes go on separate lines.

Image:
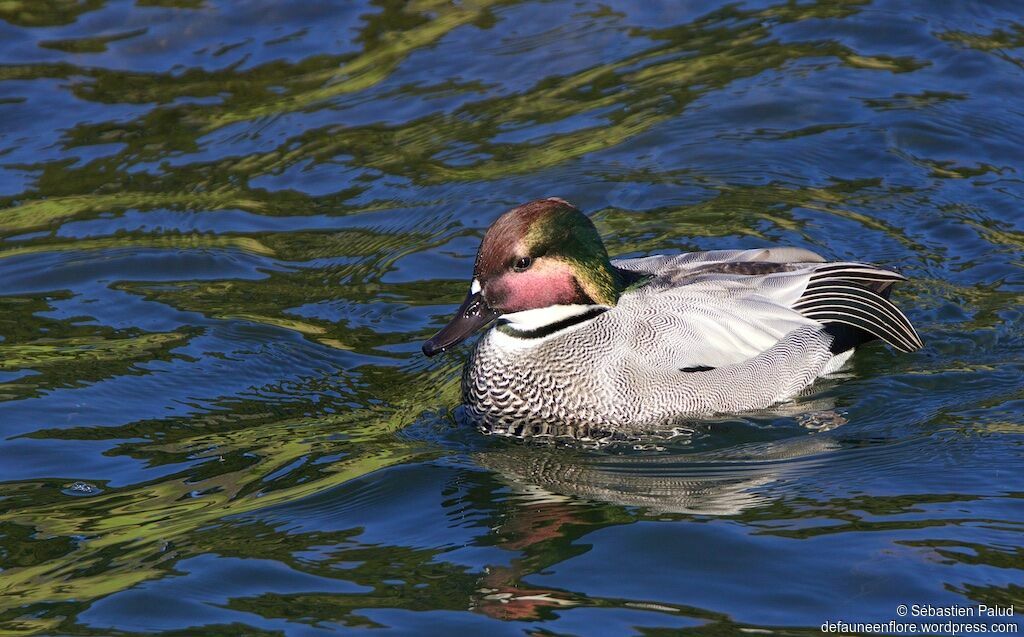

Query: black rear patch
left=822, top=323, right=874, bottom=354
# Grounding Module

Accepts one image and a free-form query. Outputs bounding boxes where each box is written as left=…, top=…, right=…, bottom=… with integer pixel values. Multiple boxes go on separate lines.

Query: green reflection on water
left=0, top=0, right=1021, bottom=634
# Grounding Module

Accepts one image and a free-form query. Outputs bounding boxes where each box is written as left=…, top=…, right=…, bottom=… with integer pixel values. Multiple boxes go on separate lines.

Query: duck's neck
left=492, top=266, right=646, bottom=341
left=496, top=304, right=609, bottom=340
left=571, top=260, right=647, bottom=305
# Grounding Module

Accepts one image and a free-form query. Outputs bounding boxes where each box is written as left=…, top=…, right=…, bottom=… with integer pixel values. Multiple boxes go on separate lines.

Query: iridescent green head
left=423, top=197, right=625, bottom=356
left=474, top=197, right=620, bottom=310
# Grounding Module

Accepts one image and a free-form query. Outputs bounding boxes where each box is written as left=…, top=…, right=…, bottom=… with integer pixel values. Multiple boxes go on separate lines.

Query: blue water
left=0, top=0, right=1022, bottom=634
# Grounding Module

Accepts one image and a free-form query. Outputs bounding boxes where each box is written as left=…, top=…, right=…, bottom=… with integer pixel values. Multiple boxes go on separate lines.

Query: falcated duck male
left=423, top=198, right=922, bottom=436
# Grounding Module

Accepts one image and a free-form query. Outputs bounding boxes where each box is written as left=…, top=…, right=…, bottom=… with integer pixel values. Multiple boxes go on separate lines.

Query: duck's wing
left=614, top=264, right=818, bottom=371
left=696, top=260, right=922, bottom=353
left=613, top=251, right=922, bottom=374
left=613, top=247, right=826, bottom=277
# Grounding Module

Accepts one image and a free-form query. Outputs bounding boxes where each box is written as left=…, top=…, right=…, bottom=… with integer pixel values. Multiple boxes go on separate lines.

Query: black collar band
left=497, top=306, right=608, bottom=340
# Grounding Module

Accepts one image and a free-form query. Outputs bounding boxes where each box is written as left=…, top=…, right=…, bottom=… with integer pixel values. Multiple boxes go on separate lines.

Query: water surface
left=0, top=0, right=1022, bottom=634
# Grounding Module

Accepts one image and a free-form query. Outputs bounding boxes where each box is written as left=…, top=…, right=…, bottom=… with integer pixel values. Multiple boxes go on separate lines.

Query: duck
left=423, top=197, right=922, bottom=437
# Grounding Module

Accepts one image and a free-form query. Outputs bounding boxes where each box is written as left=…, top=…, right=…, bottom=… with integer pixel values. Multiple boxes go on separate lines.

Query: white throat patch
left=489, top=304, right=608, bottom=350
left=500, top=304, right=602, bottom=331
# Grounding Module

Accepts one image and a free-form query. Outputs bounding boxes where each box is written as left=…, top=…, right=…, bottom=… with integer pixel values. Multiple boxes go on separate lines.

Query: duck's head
left=423, top=197, right=622, bottom=356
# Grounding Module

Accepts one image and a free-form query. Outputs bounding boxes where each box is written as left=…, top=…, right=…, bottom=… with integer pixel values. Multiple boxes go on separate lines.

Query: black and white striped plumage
left=463, top=247, right=922, bottom=436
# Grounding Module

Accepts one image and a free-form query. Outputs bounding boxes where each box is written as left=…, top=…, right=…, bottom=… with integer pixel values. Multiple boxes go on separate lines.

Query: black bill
left=422, top=291, right=500, bottom=356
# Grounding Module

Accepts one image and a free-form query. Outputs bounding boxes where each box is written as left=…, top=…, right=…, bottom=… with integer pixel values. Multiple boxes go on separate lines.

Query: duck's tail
left=793, top=263, right=924, bottom=354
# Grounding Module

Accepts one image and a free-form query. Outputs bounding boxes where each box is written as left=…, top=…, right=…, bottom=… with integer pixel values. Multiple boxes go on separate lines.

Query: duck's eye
left=513, top=257, right=533, bottom=272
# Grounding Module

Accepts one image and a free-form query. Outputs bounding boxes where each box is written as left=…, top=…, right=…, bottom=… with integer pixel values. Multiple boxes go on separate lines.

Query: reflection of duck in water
left=474, top=432, right=843, bottom=516
left=423, top=198, right=921, bottom=436
left=468, top=431, right=852, bottom=621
